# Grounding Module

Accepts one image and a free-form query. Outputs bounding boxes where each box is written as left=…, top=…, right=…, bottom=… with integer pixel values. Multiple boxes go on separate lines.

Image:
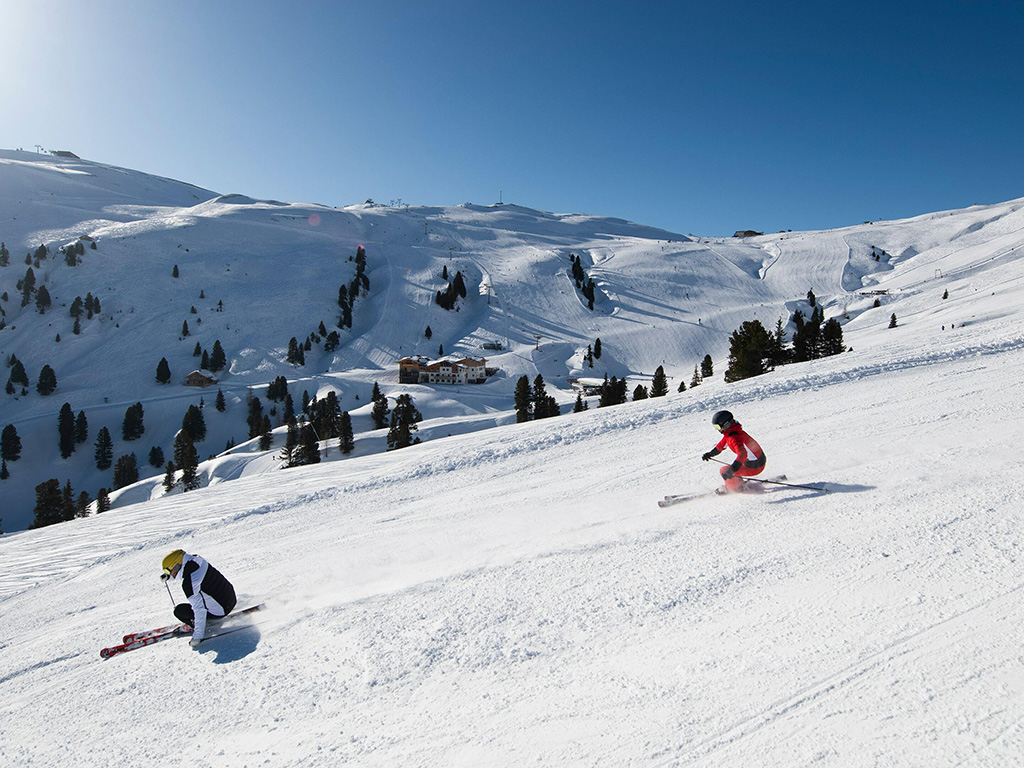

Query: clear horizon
left=2, top=0, right=1021, bottom=236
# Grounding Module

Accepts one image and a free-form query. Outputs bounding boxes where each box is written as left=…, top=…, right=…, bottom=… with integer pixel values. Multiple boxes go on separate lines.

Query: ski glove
left=190, top=637, right=203, bottom=650
left=701, top=452, right=715, bottom=462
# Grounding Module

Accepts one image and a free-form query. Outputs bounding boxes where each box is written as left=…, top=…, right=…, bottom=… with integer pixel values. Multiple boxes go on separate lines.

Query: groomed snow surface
left=3, top=281, right=1024, bottom=766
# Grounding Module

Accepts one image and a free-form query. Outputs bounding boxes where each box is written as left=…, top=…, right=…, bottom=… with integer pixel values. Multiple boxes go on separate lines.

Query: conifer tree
left=821, top=318, right=845, bottom=356
left=296, top=423, right=321, bottom=465
left=163, top=461, right=177, bottom=493
left=573, top=392, right=588, bottom=413
left=701, top=355, right=714, bottom=379
left=112, top=453, right=139, bottom=489
left=889, top=313, right=898, bottom=328
left=768, top=317, right=789, bottom=368
left=70, top=296, right=84, bottom=318
left=8, top=358, right=29, bottom=390
left=215, top=388, right=226, bottom=412
left=35, top=285, right=52, bottom=313
left=2, top=423, right=22, bottom=462
left=149, top=446, right=165, bottom=468
left=247, top=397, right=264, bottom=440
left=96, top=487, right=111, bottom=513
left=280, top=419, right=298, bottom=467
left=0, top=241, right=8, bottom=267
left=181, top=403, right=207, bottom=443
left=94, top=427, right=113, bottom=470
left=532, top=375, right=559, bottom=419
left=76, top=490, right=91, bottom=518
left=122, top=402, right=145, bottom=440
left=724, top=319, right=773, bottom=382
left=181, top=319, right=190, bottom=337
left=20, top=266, right=36, bottom=306
left=209, top=340, right=226, bottom=373
left=514, top=375, right=532, bottom=422
left=371, top=383, right=390, bottom=429
left=75, top=411, right=88, bottom=443
left=386, top=394, right=422, bottom=451
left=61, top=479, right=77, bottom=522
left=37, top=364, right=58, bottom=395
left=338, top=411, right=354, bottom=455
left=259, top=415, right=273, bottom=451
left=193, top=341, right=202, bottom=357
left=173, top=431, right=199, bottom=490
left=58, top=402, right=76, bottom=458
left=677, top=379, right=686, bottom=393
left=156, top=357, right=172, bottom=384
left=172, top=264, right=179, bottom=278
left=1, top=458, right=8, bottom=480
left=31, top=479, right=64, bottom=529
left=200, top=350, right=210, bottom=370
left=594, top=338, right=602, bottom=359
left=651, top=366, right=668, bottom=397
left=425, top=325, right=432, bottom=340
left=633, top=385, right=649, bottom=401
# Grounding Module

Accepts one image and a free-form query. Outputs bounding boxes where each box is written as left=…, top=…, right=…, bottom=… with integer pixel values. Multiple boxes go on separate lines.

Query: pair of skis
left=659, top=474, right=824, bottom=507
left=100, top=603, right=265, bottom=659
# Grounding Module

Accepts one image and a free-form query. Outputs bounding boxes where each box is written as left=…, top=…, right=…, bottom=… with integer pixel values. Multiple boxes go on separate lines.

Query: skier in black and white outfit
left=161, top=549, right=237, bottom=649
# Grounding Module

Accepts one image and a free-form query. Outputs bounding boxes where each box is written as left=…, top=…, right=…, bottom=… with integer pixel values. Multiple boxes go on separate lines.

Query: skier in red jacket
left=701, top=410, right=766, bottom=493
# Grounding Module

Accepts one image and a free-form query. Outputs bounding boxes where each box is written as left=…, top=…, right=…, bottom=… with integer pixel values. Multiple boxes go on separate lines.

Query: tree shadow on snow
left=198, top=626, right=261, bottom=664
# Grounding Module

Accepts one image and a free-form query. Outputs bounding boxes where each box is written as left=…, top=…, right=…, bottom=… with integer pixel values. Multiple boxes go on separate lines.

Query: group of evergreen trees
left=514, top=375, right=560, bottom=422
left=724, top=291, right=847, bottom=383
left=184, top=339, right=227, bottom=374
left=569, top=254, right=598, bottom=310
left=68, top=292, right=101, bottom=336
left=30, top=477, right=95, bottom=528
left=4, top=355, right=60, bottom=396
left=436, top=267, right=467, bottom=311
left=336, top=245, right=370, bottom=330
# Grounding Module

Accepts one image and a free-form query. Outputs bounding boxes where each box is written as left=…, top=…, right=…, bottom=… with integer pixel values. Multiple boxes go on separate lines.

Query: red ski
left=101, top=626, right=191, bottom=659
left=103, top=604, right=266, bottom=660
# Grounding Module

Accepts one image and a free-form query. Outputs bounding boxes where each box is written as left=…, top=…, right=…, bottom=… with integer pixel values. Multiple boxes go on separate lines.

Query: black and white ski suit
left=174, top=553, right=237, bottom=640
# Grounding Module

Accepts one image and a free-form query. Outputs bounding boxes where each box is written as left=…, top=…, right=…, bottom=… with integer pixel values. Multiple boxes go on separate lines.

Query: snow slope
left=1, top=151, right=1023, bottom=764
left=1, top=263, right=1022, bottom=765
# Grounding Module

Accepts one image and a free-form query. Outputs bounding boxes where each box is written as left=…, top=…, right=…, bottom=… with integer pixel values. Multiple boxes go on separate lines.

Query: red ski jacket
left=712, top=422, right=766, bottom=469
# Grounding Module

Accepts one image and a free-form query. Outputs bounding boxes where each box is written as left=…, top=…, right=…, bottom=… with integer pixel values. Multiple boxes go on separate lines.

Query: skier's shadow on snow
left=765, top=482, right=874, bottom=504
left=197, top=627, right=261, bottom=664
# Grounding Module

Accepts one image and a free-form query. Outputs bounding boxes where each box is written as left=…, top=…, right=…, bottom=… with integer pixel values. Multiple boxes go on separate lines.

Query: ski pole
left=165, top=580, right=177, bottom=609
left=706, top=457, right=827, bottom=492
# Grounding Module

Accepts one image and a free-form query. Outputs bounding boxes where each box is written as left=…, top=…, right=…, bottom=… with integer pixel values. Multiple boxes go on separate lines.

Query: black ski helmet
left=712, top=410, right=734, bottom=431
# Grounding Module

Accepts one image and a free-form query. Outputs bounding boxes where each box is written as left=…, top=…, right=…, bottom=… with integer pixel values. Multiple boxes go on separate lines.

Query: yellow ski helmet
left=161, top=549, right=185, bottom=580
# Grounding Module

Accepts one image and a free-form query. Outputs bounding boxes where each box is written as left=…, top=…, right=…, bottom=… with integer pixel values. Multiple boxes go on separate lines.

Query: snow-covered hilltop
left=2, top=151, right=1024, bottom=764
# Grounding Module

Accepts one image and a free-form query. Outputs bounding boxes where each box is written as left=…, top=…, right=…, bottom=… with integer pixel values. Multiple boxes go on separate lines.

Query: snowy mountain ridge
left=2, top=148, right=1021, bottom=533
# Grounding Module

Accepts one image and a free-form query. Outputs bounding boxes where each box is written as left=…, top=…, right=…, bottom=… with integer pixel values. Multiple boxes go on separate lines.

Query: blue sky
left=2, top=0, right=1021, bottom=236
